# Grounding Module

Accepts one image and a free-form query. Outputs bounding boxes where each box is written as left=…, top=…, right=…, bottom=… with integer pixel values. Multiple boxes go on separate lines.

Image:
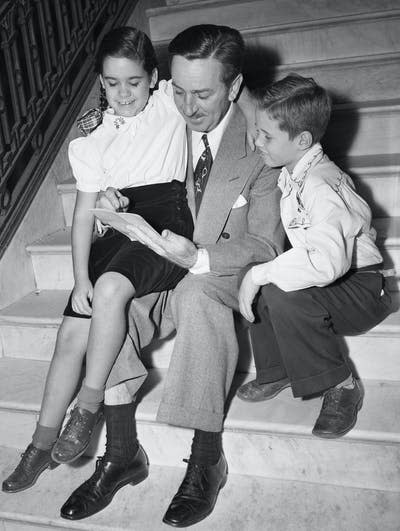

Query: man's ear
left=150, top=68, right=158, bottom=89
left=229, top=73, right=243, bottom=102
left=298, top=131, right=313, bottom=150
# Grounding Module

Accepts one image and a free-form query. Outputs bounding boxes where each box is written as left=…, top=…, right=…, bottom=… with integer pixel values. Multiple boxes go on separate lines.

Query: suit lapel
left=193, top=105, right=250, bottom=243
left=185, top=127, right=196, bottom=220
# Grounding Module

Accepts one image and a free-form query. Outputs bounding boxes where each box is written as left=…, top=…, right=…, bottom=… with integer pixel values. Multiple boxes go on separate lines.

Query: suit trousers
left=108, top=273, right=240, bottom=432
left=249, top=270, right=393, bottom=397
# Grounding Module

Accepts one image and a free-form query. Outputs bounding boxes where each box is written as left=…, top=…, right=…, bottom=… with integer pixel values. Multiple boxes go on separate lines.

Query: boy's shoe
left=312, top=379, right=363, bottom=438
left=236, top=377, right=290, bottom=402
left=51, top=406, right=100, bottom=464
left=2, top=444, right=57, bottom=493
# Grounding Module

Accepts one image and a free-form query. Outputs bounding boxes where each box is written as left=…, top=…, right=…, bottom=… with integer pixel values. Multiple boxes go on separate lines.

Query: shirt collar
left=278, top=143, right=323, bottom=192
left=191, top=103, right=233, bottom=160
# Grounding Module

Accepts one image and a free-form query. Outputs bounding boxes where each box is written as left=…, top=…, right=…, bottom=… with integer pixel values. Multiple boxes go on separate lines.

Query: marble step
left=0, top=290, right=399, bottom=381
left=57, top=153, right=400, bottom=224
left=0, top=357, right=399, bottom=494
left=148, top=1, right=400, bottom=60
left=268, top=52, right=400, bottom=104
left=1, top=447, right=399, bottom=531
left=25, top=217, right=400, bottom=290
left=323, top=99, right=400, bottom=159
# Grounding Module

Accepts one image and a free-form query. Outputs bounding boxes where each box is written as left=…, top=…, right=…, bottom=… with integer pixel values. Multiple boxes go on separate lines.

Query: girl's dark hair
left=95, top=26, right=157, bottom=75
left=168, top=24, right=244, bottom=86
left=95, top=26, right=158, bottom=112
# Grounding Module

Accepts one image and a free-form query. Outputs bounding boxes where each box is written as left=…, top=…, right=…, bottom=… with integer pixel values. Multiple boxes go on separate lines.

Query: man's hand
left=238, top=269, right=260, bottom=322
left=126, top=225, right=198, bottom=269
left=97, top=187, right=129, bottom=212
left=71, top=278, right=93, bottom=316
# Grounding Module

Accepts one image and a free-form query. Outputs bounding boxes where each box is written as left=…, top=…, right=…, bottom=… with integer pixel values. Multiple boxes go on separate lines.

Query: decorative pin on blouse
left=113, top=116, right=126, bottom=129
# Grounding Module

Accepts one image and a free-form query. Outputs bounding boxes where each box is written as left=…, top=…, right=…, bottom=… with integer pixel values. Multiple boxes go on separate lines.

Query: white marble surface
left=148, top=0, right=400, bottom=43
left=1, top=359, right=399, bottom=491
left=0, top=446, right=399, bottom=531
left=1, top=290, right=399, bottom=380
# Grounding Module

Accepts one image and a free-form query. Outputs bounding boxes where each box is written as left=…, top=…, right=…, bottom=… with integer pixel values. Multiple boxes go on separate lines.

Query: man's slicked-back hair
left=168, top=24, right=245, bottom=85
left=256, top=73, right=332, bottom=143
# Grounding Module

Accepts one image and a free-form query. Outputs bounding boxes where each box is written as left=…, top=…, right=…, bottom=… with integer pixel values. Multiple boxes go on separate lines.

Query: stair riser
left=272, top=56, right=400, bottom=104
left=59, top=169, right=400, bottom=225
left=245, top=17, right=400, bottom=66
left=2, top=324, right=400, bottom=381
left=1, top=407, right=398, bottom=492
left=0, top=325, right=58, bottom=361
left=351, top=173, right=400, bottom=218
left=149, top=0, right=400, bottom=45
left=28, top=240, right=400, bottom=291
left=324, top=106, right=400, bottom=159
left=30, top=254, right=73, bottom=290
left=60, top=192, right=75, bottom=227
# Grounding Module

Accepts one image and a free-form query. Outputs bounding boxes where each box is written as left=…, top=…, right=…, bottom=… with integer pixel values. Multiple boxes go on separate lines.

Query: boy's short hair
left=256, top=74, right=331, bottom=143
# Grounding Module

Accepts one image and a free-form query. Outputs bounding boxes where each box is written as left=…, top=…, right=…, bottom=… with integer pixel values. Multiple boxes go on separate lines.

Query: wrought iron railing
left=0, top=0, right=136, bottom=256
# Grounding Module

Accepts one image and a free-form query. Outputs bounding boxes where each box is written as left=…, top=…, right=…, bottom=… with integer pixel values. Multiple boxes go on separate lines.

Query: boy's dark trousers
left=249, top=268, right=393, bottom=397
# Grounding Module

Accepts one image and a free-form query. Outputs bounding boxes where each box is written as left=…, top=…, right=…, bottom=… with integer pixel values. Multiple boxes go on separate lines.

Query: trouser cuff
left=257, top=366, right=288, bottom=384
left=157, top=402, right=224, bottom=432
left=291, top=364, right=351, bottom=397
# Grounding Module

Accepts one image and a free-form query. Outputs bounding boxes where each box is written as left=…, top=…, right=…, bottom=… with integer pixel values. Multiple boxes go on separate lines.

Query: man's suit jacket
left=186, top=103, right=284, bottom=275
left=107, top=103, right=284, bottom=395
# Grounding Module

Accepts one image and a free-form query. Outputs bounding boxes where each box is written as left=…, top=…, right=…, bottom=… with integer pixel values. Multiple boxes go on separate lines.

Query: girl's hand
left=71, top=278, right=93, bottom=316
left=238, top=269, right=260, bottom=322
left=97, top=187, right=129, bottom=212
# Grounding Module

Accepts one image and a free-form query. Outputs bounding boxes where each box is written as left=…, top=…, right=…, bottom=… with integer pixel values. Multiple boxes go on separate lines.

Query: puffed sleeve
left=68, top=136, right=104, bottom=192
left=154, top=79, right=180, bottom=114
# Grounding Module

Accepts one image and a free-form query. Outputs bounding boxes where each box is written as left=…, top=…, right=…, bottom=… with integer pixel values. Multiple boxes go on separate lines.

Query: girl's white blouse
left=68, top=80, right=187, bottom=192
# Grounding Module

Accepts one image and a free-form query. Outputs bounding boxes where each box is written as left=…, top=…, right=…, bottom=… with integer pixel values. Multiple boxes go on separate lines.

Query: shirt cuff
left=189, top=247, right=210, bottom=275
left=251, top=263, right=271, bottom=286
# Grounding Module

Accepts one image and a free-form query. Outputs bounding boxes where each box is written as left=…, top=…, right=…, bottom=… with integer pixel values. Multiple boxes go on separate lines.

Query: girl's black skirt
left=64, top=180, right=194, bottom=319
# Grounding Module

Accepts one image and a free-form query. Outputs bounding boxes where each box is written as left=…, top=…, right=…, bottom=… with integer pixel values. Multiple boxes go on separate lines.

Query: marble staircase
left=0, top=1, right=399, bottom=529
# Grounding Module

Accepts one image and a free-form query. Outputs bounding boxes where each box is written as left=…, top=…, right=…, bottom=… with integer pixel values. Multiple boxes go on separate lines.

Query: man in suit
left=60, top=24, right=284, bottom=527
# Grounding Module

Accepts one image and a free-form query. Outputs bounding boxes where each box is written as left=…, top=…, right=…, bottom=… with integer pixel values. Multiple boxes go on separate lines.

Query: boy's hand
left=238, top=269, right=260, bottom=322
left=97, top=187, right=129, bottom=212
left=71, top=278, right=93, bottom=316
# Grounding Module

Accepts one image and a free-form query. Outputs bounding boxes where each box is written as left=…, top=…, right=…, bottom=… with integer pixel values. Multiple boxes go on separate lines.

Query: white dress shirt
left=251, top=143, right=383, bottom=291
left=68, top=80, right=187, bottom=192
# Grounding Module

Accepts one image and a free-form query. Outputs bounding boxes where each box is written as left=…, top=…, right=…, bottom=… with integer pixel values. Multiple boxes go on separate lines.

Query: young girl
left=3, top=26, right=193, bottom=492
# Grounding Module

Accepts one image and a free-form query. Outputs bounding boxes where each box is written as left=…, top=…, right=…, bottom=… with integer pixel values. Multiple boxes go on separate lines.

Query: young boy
left=237, top=74, right=393, bottom=438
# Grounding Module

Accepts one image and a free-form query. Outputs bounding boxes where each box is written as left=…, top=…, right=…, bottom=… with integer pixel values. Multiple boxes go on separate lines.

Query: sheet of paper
left=89, top=208, right=162, bottom=241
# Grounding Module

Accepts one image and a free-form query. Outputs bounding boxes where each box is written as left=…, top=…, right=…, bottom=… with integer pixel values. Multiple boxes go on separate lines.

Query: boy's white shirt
left=251, top=143, right=383, bottom=291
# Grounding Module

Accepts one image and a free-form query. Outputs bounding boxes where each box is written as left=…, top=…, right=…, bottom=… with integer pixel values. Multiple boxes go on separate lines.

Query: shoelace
left=178, top=459, right=206, bottom=498
left=321, top=387, right=343, bottom=414
left=16, top=446, right=41, bottom=473
left=62, top=409, right=92, bottom=443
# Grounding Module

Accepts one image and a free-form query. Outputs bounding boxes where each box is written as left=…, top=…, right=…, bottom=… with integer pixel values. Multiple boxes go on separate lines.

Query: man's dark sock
left=103, top=402, right=139, bottom=463
left=189, top=429, right=222, bottom=466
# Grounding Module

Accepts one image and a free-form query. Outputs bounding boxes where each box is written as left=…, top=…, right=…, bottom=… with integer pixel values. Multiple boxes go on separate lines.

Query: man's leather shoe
left=312, top=379, right=363, bottom=438
left=2, top=444, right=57, bottom=493
left=60, top=444, right=149, bottom=520
left=236, top=377, right=290, bottom=402
left=163, top=453, right=228, bottom=527
left=52, top=406, right=100, bottom=464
